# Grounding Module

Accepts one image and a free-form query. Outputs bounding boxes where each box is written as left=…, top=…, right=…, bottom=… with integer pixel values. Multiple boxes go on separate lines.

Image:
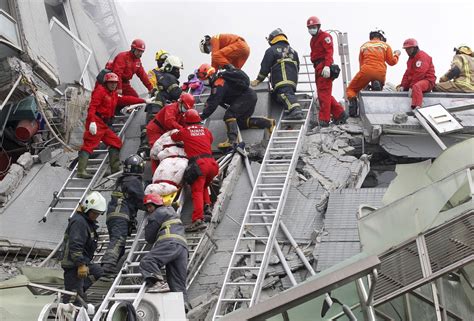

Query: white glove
left=321, top=66, right=331, bottom=78
left=396, top=85, right=404, bottom=92
left=250, top=79, right=261, bottom=87
left=89, top=122, right=97, bottom=135
left=145, top=98, right=154, bottom=104
left=394, top=50, right=401, bottom=57
left=408, top=88, right=412, bottom=98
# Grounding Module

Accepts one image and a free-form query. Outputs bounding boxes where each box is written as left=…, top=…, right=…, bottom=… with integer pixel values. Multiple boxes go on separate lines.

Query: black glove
left=188, top=73, right=195, bottom=81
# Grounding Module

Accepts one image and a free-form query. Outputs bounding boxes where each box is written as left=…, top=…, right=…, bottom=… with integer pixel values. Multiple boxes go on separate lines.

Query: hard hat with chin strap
left=131, top=39, right=146, bottom=51
left=82, top=191, right=106, bottom=214
left=163, top=56, right=183, bottom=73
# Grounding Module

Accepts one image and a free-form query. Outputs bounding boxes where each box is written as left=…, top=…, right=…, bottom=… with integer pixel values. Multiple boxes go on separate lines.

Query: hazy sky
left=116, top=0, right=474, bottom=100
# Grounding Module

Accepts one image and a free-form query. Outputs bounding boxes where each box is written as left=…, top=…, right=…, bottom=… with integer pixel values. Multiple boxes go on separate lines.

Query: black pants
left=62, top=263, right=103, bottom=305
left=224, top=90, right=257, bottom=129
left=102, top=217, right=129, bottom=271
left=139, top=241, right=189, bottom=303
left=273, top=85, right=300, bottom=110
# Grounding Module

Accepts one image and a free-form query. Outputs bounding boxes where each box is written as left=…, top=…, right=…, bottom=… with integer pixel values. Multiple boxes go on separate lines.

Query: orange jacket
left=210, top=34, right=250, bottom=69
left=359, top=40, right=399, bottom=75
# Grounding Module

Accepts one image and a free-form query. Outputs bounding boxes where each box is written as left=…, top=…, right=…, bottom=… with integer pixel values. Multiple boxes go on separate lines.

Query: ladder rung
left=229, top=266, right=260, bottom=270
left=64, top=187, right=87, bottom=191
left=249, top=213, right=277, bottom=217
left=241, top=236, right=269, bottom=240
left=94, top=149, right=109, bottom=153
left=110, top=296, right=136, bottom=301
left=220, top=298, right=252, bottom=302
left=260, top=171, right=287, bottom=174
left=256, top=187, right=283, bottom=191
left=88, top=159, right=104, bottom=162
left=51, top=207, right=75, bottom=212
left=121, top=273, right=142, bottom=278
left=235, top=251, right=265, bottom=255
left=269, top=147, right=294, bottom=151
left=115, top=284, right=143, bottom=290
left=268, top=152, right=293, bottom=155
left=256, top=183, right=284, bottom=186
left=226, top=282, right=257, bottom=286
left=261, top=175, right=286, bottom=178
left=249, top=209, right=276, bottom=212
left=280, top=119, right=305, bottom=123
left=244, top=222, right=273, bottom=226
left=58, top=196, right=81, bottom=201
left=276, top=129, right=300, bottom=133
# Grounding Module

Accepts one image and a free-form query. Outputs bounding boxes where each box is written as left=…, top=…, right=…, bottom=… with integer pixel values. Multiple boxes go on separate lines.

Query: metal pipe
left=404, top=294, right=413, bottom=321
left=356, top=278, right=376, bottom=321
left=0, top=74, right=22, bottom=112
left=366, top=268, right=378, bottom=306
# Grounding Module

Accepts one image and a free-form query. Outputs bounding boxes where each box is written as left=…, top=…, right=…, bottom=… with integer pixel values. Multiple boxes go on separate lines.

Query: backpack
left=219, top=68, right=250, bottom=92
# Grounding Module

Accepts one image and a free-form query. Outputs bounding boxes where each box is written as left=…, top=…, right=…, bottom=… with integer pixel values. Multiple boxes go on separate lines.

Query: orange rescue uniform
left=210, top=34, right=250, bottom=70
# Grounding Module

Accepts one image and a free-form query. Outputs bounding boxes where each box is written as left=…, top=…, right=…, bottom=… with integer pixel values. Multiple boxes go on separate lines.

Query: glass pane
left=0, top=10, right=20, bottom=47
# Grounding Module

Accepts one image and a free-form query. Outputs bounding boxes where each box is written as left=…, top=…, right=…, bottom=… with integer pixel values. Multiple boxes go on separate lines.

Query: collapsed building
left=0, top=1, right=473, bottom=321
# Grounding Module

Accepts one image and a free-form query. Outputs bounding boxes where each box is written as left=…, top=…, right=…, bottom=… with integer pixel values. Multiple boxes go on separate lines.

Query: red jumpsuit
left=400, top=50, right=436, bottom=108
left=310, top=31, right=345, bottom=123
left=111, top=51, right=153, bottom=97
left=146, top=102, right=186, bottom=173
left=81, top=85, right=144, bottom=154
left=171, top=125, right=218, bottom=223
left=210, top=34, right=250, bottom=70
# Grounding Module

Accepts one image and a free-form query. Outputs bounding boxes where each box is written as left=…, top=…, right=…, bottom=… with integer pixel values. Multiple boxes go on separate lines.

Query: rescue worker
left=251, top=28, right=303, bottom=120
left=397, top=38, right=436, bottom=110
left=77, top=72, right=146, bottom=179
left=146, top=93, right=195, bottom=173
left=200, top=34, right=250, bottom=70
left=101, top=154, right=145, bottom=276
left=95, top=60, right=114, bottom=89
left=147, top=49, right=169, bottom=90
left=60, top=191, right=106, bottom=305
left=434, top=44, right=474, bottom=93
left=196, top=63, right=275, bottom=149
left=346, top=28, right=401, bottom=117
left=171, top=109, right=219, bottom=231
left=111, top=39, right=154, bottom=97
left=308, top=16, right=348, bottom=126
left=139, top=193, right=190, bottom=312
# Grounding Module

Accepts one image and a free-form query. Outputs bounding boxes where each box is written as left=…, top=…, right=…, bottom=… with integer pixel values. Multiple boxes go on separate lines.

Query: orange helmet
left=104, top=72, right=119, bottom=82
left=184, top=109, right=202, bottom=123
left=143, top=193, right=163, bottom=207
left=196, top=63, right=216, bottom=81
left=178, top=93, right=195, bottom=110
left=131, top=39, right=146, bottom=51
left=307, top=16, right=321, bottom=27
left=403, top=38, right=418, bottom=49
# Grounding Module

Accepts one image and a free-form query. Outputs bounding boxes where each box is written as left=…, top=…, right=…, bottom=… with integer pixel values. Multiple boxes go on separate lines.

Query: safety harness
left=157, top=219, right=187, bottom=244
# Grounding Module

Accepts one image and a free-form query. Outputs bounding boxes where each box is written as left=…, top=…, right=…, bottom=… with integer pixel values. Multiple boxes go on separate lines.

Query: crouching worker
left=139, top=193, right=191, bottom=311
left=77, top=72, right=146, bottom=179
left=101, top=154, right=145, bottom=276
left=60, top=191, right=106, bottom=305
left=171, top=110, right=219, bottom=231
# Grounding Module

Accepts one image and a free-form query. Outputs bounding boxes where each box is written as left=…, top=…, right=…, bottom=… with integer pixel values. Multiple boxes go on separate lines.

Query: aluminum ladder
left=40, top=107, right=141, bottom=223
left=212, top=89, right=313, bottom=319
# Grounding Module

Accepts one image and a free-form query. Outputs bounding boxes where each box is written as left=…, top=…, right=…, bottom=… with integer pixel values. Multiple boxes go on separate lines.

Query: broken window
left=44, top=0, right=69, bottom=28
left=0, top=4, right=21, bottom=59
left=49, top=17, right=92, bottom=91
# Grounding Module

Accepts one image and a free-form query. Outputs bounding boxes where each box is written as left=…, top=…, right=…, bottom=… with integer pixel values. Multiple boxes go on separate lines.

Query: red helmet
left=196, top=63, right=216, bottom=80
left=143, top=193, right=164, bottom=207
left=307, top=16, right=321, bottom=27
left=104, top=72, right=119, bottom=82
left=403, top=38, right=418, bottom=49
left=105, top=60, right=114, bottom=70
left=184, top=109, right=202, bottom=123
left=131, top=39, right=146, bottom=51
left=178, top=93, right=195, bottom=110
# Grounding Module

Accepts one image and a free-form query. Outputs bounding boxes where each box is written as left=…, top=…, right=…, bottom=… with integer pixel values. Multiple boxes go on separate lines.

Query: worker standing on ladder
left=60, top=191, right=106, bottom=305
left=171, top=109, right=219, bottom=231
left=346, top=28, right=400, bottom=117
left=111, top=39, right=154, bottom=97
left=307, top=16, right=348, bottom=127
left=196, top=63, right=275, bottom=149
left=397, top=38, right=436, bottom=110
left=77, top=72, right=147, bottom=179
left=145, top=93, right=195, bottom=174
left=251, top=28, right=304, bottom=120
left=200, top=33, right=250, bottom=70
left=139, top=193, right=191, bottom=311
left=101, top=154, right=145, bottom=277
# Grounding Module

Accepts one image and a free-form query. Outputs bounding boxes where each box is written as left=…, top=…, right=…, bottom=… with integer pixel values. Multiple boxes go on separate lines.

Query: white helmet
left=163, top=55, right=183, bottom=73
left=81, top=191, right=106, bottom=214
left=199, top=35, right=211, bottom=54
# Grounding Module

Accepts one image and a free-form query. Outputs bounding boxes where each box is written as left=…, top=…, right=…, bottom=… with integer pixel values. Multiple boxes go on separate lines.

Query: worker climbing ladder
left=212, top=75, right=313, bottom=318
left=40, top=106, right=143, bottom=223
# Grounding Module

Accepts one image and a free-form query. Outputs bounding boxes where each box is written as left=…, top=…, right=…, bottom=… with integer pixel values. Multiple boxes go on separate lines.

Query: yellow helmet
left=454, top=44, right=472, bottom=55
left=155, top=49, right=169, bottom=62
left=161, top=192, right=177, bottom=206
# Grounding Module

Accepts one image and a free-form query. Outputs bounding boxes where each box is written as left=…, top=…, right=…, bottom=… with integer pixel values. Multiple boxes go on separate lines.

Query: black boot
left=218, top=119, right=239, bottom=149
left=348, top=99, right=359, bottom=117
left=371, top=80, right=382, bottom=91
left=76, top=151, right=93, bottom=179
left=109, top=148, right=121, bottom=174
left=247, top=117, right=276, bottom=136
left=204, top=204, right=213, bottom=222
left=283, top=106, right=304, bottom=120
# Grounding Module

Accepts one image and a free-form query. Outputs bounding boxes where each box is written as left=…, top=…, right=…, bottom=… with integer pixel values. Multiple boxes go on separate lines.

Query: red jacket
left=401, top=50, right=436, bottom=88
left=310, top=30, right=334, bottom=67
left=170, top=124, right=213, bottom=158
left=87, top=85, right=144, bottom=123
left=112, top=51, right=153, bottom=91
left=153, top=102, right=186, bottom=131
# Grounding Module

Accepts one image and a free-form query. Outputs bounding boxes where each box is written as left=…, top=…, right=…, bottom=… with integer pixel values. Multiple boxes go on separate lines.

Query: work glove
left=321, top=66, right=331, bottom=79
left=396, top=85, right=404, bottom=92
left=117, top=89, right=122, bottom=95
left=77, top=264, right=89, bottom=279
left=89, top=122, right=97, bottom=135
left=145, top=98, right=154, bottom=104
left=394, top=50, right=401, bottom=57
left=250, top=80, right=261, bottom=87
left=407, top=88, right=412, bottom=98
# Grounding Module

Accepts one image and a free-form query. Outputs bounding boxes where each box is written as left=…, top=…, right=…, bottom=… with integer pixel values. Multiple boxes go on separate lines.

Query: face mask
left=308, top=27, right=319, bottom=36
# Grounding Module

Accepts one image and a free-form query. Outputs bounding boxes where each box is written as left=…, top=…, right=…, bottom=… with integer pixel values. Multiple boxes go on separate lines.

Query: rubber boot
left=348, top=99, right=359, bottom=117
left=218, top=119, right=239, bottom=149
left=247, top=117, right=276, bottom=136
left=334, top=110, right=349, bottom=125
left=109, top=148, right=121, bottom=174
left=371, top=80, right=382, bottom=91
left=77, top=151, right=93, bottom=179
left=283, top=106, right=304, bottom=120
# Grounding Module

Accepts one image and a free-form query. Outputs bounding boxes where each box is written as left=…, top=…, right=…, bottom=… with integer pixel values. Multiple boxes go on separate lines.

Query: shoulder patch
left=214, top=78, right=225, bottom=87
left=324, top=37, right=331, bottom=44
left=415, top=60, right=422, bottom=68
